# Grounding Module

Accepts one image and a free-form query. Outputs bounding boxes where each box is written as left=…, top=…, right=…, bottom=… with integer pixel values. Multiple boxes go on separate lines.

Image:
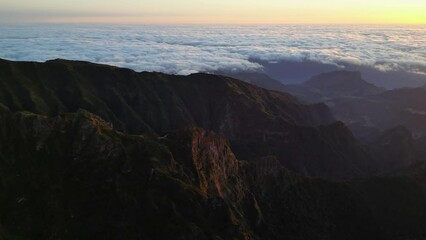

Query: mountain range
left=253, top=59, right=426, bottom=89
left=228, top=68, right=426, bottom=143
left=0, top=58, right=425, bottom=240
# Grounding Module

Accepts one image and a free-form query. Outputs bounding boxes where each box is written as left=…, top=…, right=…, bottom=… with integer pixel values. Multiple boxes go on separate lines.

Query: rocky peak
left=164, top=128, right=246, bottom=202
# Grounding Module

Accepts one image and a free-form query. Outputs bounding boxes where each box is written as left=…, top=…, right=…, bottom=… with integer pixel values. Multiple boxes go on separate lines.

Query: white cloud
left=0, top=24, right=425, bottom=75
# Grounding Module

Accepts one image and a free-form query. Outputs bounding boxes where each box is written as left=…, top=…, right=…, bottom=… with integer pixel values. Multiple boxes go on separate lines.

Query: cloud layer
left=0, top=24, right=425, bottom=75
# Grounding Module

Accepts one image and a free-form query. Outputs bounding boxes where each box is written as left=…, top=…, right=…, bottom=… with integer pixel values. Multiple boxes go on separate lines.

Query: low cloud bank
left=0, top=24, right=425, bottom=76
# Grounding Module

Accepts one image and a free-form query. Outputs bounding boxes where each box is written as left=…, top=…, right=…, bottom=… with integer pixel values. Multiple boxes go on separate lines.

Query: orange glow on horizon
left=40, top=8, right=426, bottom=25
left=1, top=0, right=425, bottom=25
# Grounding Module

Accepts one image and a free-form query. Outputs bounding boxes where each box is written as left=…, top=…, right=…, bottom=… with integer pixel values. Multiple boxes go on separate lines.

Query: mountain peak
left=303, top=70, right=384, bottom=99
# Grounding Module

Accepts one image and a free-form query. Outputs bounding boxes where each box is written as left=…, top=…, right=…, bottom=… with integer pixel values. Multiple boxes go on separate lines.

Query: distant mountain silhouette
left=324, top=86, right=426, bottom=141
left=230, top=68, right=426, bottom=143
left=252, top=59, right=426, bottom=89
left=283, top=71, right=385, bottom=102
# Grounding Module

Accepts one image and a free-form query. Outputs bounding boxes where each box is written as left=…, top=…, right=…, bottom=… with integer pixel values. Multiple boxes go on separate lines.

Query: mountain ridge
left=0, top=58, right=382, bottom=179
left=1, top=59, right=426, bottom=239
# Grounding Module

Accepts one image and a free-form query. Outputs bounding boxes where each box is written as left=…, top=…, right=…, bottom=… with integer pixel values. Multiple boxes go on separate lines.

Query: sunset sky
left=0, top=0, right=425, bottom=24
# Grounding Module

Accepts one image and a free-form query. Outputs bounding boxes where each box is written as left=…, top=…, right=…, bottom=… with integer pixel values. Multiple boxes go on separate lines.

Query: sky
left=0, top=0, right=425, bottom=24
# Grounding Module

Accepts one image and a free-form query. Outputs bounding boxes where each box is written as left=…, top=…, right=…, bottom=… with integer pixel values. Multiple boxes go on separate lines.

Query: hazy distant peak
left=306, top=71, right=364, bottom=85
left=303, top=70, right=384, bottom=97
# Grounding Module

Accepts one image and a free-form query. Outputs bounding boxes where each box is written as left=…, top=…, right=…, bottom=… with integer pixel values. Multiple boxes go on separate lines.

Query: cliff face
left=0, top=59, right=379, bottom=179
left=164, top=128, right=245, bottom=200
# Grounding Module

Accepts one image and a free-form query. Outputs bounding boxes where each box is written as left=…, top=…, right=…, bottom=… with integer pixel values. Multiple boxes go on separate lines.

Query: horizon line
left=1, top=22, right=426, bottom=26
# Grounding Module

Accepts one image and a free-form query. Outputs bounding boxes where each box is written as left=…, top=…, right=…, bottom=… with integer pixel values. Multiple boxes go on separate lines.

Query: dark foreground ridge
left=0, top=59, right=425, bottom=240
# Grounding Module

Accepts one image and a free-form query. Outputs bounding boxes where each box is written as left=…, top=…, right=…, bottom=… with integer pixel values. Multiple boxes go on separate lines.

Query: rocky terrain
left=0, top=58, right=379, bottom=179
left=0, top=59, right=425, bottom=240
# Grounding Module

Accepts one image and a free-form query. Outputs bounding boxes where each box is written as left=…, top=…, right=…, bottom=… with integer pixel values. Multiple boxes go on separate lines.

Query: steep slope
left=0, top=58, right=332, bottom=133
left=0, top=110, right=388, bottom=240
left=242, top=157, right=383, bottom=240
left=0, top=59, right=378, bottom=179
left=1, top=74, right=425, bottom=239
left=0, top=110, right=255, bottom=239
left=216, top=71, right=288, bottom=93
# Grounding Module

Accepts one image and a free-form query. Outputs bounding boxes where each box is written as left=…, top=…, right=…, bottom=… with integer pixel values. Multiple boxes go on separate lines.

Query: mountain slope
left=1, top=60, right=426, bottom=239
left=0, top=58, right=332, bottom=131
left=0, top=110, right=387, bottom=240
left=0, top=59, right=378, bottom=179
left=216, top=71, right=289, bottom=93
left=0, top=110, right=255, bottom=239
left=277, top=70, right=426, bottom=142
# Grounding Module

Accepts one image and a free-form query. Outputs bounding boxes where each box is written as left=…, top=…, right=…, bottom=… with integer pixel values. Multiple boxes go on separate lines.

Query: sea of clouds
left=0, top=24, right=425, bottom=75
